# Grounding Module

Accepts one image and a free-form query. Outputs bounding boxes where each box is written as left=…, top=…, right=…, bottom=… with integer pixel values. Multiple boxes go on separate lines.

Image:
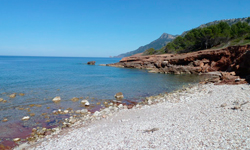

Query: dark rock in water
left=87, top=61, right=96, bottom=65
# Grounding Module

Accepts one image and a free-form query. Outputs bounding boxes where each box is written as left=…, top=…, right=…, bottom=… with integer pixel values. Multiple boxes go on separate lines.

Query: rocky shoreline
left=15, top=83, right=250, bottom=149
left=8, top=45, right=250, bottom=149
left=108, top=45, right=250, bottom=84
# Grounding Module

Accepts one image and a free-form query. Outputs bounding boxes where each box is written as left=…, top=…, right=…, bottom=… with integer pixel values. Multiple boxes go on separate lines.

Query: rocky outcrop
left=87, top=61, right=96, bottom=65
left=108, top=45, right=250, bottom=77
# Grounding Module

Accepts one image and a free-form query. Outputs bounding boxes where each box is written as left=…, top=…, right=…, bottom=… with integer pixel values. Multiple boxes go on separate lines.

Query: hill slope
left=114, top=33, right=177, bottom=58
left=115, top=16, right=250, bottom=58
left=181, top=17, right=250, bottom=36
left=163, top=17, right=250, bottom=54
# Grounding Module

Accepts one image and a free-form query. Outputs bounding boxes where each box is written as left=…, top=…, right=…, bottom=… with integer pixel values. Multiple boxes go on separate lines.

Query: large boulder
left=87, top=61, right=96, bottom=65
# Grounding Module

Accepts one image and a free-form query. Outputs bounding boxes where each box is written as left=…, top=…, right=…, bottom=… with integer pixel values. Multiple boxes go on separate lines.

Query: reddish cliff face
left=108, top=45, right=250, bottom=84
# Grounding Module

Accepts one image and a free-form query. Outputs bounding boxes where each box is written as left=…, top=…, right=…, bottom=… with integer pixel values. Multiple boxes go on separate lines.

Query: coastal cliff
left=108, top=45, right=250, bottom=83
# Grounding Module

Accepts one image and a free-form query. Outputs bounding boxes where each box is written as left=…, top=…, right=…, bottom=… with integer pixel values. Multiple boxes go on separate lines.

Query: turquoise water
left=0, top=56, right=204, bottom=146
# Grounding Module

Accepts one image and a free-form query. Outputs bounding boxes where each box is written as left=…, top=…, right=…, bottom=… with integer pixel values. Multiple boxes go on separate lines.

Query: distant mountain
left=115, top=17, right=250, bottom=58
left=114, top=33, right=178, bottom=58
left=181, top=17, right=250, bottom=36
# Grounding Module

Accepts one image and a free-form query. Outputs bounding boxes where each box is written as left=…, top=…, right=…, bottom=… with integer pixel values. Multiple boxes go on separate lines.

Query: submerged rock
left=114, top=92, right=124, bottom=99
left=71, top=97, right=79, bottom=102
left=19, top=93, right=25, bottom=96
left=2, top=118, right=8, bottom=122
left=52, top=96, right=61, bottom=102
left=81, top=100, right=90, bottom=106
left=9, top=93, right=16, bottom=98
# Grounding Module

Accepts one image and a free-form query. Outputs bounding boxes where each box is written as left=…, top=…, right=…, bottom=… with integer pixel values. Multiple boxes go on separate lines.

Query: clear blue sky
left=0, top=0, right=249, bottom=57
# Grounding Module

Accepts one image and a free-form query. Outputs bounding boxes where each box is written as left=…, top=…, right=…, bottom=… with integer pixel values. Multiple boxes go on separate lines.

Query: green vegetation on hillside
left=115, top=33, right=177, bottom=58
left=142, top=48, right=156, bottom=55
left=163, top=18, right=250, bottom=54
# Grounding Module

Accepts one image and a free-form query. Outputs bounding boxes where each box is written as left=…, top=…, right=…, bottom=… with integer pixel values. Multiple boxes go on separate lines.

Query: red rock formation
left=108, top=45, right=250, bottom=84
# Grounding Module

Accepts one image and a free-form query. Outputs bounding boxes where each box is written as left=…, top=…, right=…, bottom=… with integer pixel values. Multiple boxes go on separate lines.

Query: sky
left=0, top=0, right=249, bottom=57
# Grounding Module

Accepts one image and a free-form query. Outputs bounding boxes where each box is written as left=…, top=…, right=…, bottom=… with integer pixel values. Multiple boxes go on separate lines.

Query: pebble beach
left=16, top=83, right=250, bottom=150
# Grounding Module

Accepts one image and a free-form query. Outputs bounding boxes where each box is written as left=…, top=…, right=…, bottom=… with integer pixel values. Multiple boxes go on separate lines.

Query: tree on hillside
left=143, top=48, right=156, bottom=55
left=163, top=21, right=250, bottom=54
left=231, top=22, right=250, bottom=38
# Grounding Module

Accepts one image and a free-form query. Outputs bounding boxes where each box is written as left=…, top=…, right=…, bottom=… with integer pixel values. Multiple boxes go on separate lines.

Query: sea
left=0, top=56, right=205, bottom=148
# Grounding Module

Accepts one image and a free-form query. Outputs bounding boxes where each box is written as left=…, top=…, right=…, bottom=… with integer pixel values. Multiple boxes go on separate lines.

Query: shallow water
left=0, top=56, right=205, bottom=147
